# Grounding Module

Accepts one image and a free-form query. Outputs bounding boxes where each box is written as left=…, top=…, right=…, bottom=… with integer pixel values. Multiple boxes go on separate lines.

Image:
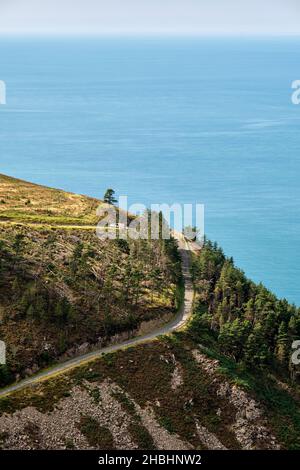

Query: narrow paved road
left=0, top=235, right=196, bottom=398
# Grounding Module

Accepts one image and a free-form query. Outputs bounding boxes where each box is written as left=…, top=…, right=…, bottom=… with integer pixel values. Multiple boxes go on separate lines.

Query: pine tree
left=103, top=189, right=117, bottom=205
left=219, top=318, right=250, bottom=362
left=244, top=322, right=270, bottom=367
left=276, top=321, right=289, bottom=365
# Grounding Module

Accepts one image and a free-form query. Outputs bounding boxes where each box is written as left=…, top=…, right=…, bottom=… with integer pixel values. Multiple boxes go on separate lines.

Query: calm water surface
left=0, top=37, right=299, bottom=304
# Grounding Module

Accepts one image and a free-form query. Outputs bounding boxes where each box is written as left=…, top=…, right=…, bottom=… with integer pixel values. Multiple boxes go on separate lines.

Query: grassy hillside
left=0, top=174, right=101, bottom=226
left=0, top=175, right=182, bottom=386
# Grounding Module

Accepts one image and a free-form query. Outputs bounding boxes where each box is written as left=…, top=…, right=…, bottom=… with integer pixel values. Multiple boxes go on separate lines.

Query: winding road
left=0, top=235, right=196, bottom=398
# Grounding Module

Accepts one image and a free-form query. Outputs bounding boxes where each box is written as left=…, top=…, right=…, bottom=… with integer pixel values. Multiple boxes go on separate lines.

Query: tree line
left=191, top=240, right=300, bottom=378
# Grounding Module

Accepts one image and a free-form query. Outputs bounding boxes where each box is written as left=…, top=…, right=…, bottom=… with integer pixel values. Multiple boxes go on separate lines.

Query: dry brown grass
left=0, top=174, right=101, bottom=225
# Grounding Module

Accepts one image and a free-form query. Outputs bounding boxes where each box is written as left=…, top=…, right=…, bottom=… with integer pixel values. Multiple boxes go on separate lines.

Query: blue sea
left=0, top=37, right=299, bottom=305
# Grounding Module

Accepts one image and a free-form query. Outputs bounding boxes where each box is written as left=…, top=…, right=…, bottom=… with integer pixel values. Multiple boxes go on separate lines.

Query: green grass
left=0, top=375, right=74, bottom=415
left=0, top=211, right=94, bottom=225
left=0, top=174, right=101, bottom=225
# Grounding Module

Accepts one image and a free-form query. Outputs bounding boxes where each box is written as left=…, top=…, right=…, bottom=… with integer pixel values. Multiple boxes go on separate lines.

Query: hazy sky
left=0, top=0, right=299, bottom=36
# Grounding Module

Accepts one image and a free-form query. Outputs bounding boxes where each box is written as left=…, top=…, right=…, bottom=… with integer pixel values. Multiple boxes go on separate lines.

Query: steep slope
left=1, top=175, right=300, bottom=450
left=1, top=240, right=300, bottom=450
left=0, top=335, right=291, bottom=450
left=0, top=175, right=182, bottom=386
left=0, top=173, right=100, bottom=225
